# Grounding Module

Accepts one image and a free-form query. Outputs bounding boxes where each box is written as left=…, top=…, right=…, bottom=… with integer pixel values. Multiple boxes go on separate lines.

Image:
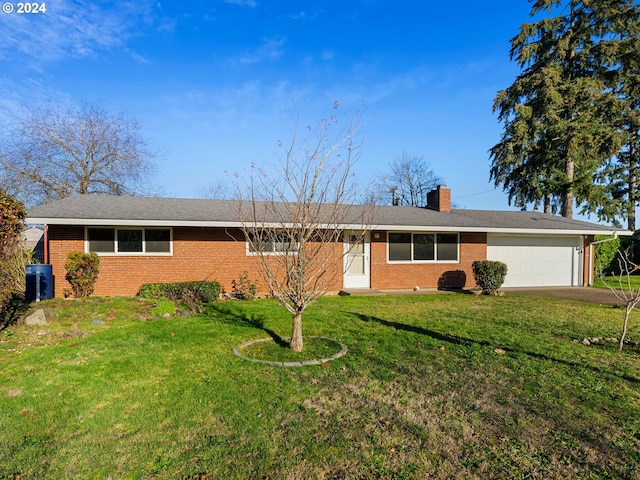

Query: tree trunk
left=628, top=146, right=636, bottom=232
left=290, top=311, right=303, bottom=352
left=544, top=193, right=551, bottom=214
left=562, top=158, right=574, bottom=218
left=619, top=305, right=632, bottom=351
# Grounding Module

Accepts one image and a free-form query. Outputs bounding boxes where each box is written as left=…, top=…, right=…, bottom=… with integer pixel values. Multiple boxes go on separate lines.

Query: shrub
left=472, top=260, right=508, bottom=295
left=150, top=299, right=177, bottom=317
left=138, top=281, right=220, bottom=314
left=136, top=283, right=164, bottom=299
left=0, top=192, right=27, bottom=317
left=64, top=252, right=100, bottom=298
left=594, top=234, right=621, bottom=276
left=230, top=271, right=257, bottom=300
left=137, top=281, right=221, bottom=303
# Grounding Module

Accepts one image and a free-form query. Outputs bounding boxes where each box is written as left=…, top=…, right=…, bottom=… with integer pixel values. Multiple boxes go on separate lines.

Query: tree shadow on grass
left=206, top=303, right=289, bottom=348
left=0, top=298, right=29, bottom=332
left=353, top=312, right=640, bottom=385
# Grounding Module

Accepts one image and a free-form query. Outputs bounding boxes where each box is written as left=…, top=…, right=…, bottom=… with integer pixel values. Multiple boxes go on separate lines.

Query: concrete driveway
left=503, top=287, right=626, bottom=307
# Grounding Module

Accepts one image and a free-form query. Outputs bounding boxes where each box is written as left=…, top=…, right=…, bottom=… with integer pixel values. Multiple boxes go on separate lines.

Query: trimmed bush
left=472, top=260, right=508, bottom=295
left=136, top=283, right=164, bottom=299
left=137, top=281, right=221, bottom=303
left=65, top=252, right=100, bottom=298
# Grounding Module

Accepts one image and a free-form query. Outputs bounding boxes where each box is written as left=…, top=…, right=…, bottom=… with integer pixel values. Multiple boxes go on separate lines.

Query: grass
left=1, top=293, right=639, bottom=479
left=237, top=336, right=344, bottom=362
left=593, top=274, right=640, bottom=290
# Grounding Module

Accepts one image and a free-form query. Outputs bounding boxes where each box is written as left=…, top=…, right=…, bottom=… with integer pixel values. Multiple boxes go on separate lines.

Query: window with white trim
left=388, top=232, right=459, bottom=262
left=86, top=227, right=172, bottom=255
left=247, top=231, right=299, bottom=255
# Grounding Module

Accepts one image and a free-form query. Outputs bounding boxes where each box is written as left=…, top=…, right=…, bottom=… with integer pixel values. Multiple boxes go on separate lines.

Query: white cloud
left=0, top=0, right=157, bottom=63
left=223, top=0, right=257, bottom=7
left=287, top=9, right=324, bottom=21
left=321, top=49, right=335, bottom=61
left=234, top=37, right=285, bottom=64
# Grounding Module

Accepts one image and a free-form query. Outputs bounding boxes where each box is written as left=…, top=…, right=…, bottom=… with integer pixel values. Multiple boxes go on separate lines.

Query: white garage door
left=487, top=234, right=582, bottom=287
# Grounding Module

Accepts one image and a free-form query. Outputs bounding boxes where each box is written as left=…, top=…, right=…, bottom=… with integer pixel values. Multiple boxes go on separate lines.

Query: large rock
left=23, top=308, right=57, bottom=326
left=24, top=309, right=48, bottom=326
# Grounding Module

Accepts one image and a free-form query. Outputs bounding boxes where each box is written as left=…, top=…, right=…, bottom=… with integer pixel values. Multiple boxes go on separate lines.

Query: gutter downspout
left=43, top=224, right=49, bottom=264
left=590, top=231, right=620, bottom=246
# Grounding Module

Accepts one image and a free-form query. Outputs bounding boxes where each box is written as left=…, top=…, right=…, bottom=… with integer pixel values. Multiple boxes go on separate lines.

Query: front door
left=343, top=231, right=370, bottom=289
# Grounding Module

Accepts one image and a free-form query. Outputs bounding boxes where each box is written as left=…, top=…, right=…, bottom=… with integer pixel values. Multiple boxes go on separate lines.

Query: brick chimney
left=426, top=185, right=451, bottom=213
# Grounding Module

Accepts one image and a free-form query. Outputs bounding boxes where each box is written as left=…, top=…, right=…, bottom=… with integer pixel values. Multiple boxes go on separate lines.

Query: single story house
left=26, top=186, right=629, bottom=297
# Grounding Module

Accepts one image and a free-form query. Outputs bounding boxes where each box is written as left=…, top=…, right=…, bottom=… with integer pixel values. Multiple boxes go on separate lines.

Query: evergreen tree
left=491, top=0, right=638, bottom=221
left=594, top=2, right=640, bottom=229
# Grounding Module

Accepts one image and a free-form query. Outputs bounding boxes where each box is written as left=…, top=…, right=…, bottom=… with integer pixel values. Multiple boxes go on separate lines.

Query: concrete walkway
left=341, top=286, right=626, bottom=306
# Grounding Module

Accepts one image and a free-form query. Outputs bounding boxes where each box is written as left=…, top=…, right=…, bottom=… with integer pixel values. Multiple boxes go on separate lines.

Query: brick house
left=26, top=186, right=628, bottom=297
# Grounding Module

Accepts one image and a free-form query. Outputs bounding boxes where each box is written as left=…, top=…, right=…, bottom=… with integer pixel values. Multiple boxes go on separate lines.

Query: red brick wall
left=370, top=231, right=487, bottom=290
left=48, top=226, right=254, bottom=296
left=583, top=235, right=595, bottom=286
left=47, top=226, right=345, bottom=297
left=47, top=226, right=487, bottom=297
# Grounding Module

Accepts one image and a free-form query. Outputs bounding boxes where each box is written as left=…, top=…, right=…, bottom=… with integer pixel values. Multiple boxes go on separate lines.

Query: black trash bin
left=25, top=264, right=54, bottom=302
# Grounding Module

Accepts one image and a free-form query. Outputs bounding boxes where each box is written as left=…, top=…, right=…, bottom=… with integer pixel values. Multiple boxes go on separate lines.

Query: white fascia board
left=372, top=224, right=631, bottom=236
left=481, top=227, right=633, bottom=236
left=27, top=217, right=630, bottom=237
left=26, top=217, right=246, bottom=228
left=29, top=218, right=373, bottom=230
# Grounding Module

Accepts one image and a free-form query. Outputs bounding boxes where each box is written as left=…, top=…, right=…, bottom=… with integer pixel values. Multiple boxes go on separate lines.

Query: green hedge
left=137, top=281, right=221, bottom=303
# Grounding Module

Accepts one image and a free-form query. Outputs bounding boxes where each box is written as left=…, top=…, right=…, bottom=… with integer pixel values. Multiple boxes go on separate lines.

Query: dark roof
left=27, top=194, right=627, bottom=235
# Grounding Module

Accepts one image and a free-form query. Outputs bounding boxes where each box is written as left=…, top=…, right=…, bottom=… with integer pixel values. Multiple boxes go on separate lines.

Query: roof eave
left=26, top=217, right=246, bottom=228
left=372, top=225, right=629, bottom=235
left=28, top=217, right=629, bottom=236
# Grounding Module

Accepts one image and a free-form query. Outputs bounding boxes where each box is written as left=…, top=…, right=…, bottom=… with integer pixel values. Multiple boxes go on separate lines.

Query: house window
left=388, top=233, right=412, bottom=261
left=118, top=229, right=143, bottom=252
left=145, top=229, right=171, bottom=253
left=247, top=231, right=298, bottom=254
left=87, top=228, right=115, bottom=253
left=388, top=232, right=459, bottom=262
left=86, top=227, right=172, bottom=255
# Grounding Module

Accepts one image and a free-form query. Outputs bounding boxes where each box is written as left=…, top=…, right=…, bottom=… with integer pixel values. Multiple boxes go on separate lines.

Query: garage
left=486, top=234, right=582, bottom=287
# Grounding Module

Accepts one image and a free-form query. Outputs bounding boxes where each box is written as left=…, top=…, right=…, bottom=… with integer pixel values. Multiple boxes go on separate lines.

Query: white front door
left=343, top=231, right=370, bottom=289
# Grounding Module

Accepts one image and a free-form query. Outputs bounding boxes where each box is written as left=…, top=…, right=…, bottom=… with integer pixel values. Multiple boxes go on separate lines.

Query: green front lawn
left=1, top=294, right=639, bottom=479
left=593, top=275, right=640, bottom=290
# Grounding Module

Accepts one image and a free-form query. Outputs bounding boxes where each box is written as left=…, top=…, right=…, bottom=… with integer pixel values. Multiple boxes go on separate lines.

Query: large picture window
left=86, top=227, right=172, bottom=255
left=388, top=232, right=458, bottom=262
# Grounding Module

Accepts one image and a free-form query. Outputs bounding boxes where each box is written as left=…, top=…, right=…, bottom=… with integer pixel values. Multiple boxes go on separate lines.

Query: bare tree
left=234, top=107, right=374, bottom=352
left=599, top=247, right=640, bottom=351
left=0, top=101, right=158, bottom=207
left=197, top=177, right=234, bottom=200
left=376, top=151, right=444, bottom=206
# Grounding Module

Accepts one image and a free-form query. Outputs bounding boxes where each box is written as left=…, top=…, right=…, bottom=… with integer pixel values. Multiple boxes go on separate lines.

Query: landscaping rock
left=91, top=319, right=106, bottom=325
left=62, top=330, right=86, bottom=339
left=581, top=338, right=591, bottom=346
left=24, top=309, right=55, bottom=326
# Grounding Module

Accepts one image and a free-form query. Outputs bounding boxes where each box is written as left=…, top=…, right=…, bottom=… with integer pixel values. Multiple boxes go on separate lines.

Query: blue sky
left=1, top=0, right=546, bottom=211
